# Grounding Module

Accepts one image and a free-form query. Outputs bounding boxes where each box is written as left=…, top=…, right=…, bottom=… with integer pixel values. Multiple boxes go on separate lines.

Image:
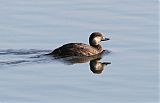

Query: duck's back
left=50, top=43, right=101, bottom=56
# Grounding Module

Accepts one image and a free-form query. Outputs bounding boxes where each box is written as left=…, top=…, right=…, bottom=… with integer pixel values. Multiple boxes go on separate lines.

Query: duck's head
left=89, top=32, right=110, bottom=46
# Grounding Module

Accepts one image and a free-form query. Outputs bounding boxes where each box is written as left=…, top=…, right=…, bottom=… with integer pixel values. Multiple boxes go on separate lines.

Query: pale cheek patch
left=92, top=37, right=101, bottom=45
left=95, top=62, right=102, bottom=70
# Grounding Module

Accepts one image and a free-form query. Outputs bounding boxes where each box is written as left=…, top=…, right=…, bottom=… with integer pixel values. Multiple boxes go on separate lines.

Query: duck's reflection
left=49, top=51, right=111, bottom=74
left=90, top=58, right=110, bottom=74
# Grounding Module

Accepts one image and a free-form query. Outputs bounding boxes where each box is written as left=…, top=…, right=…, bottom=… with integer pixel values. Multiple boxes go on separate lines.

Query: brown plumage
left=48, top=32, right=110, bottom=57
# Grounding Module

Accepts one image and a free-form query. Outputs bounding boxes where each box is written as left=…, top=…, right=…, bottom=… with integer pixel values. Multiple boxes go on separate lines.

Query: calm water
left=0, top=0, right=158, bottom=103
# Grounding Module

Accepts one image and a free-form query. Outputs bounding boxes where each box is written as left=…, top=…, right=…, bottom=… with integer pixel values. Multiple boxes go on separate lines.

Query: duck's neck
left=90, top=44, right=103, bottom=52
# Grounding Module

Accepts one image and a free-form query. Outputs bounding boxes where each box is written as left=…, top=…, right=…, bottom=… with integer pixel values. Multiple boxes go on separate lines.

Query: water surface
left=0, top=0, right=158, bottom=103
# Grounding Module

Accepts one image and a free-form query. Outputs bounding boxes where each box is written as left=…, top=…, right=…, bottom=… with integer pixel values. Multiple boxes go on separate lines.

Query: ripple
left=0, top=49, right=52, bottom=67
left=0, top=49, right=51, bottom=55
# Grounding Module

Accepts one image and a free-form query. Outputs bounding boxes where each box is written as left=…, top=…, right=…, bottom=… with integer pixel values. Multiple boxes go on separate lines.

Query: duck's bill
left=102, top=62, right=111, bottom=65
left=102, top=37, right=110, bottom=41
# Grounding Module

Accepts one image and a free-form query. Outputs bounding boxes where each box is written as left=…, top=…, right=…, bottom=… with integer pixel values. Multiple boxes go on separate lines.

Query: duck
left=47, top=32, right=110, bottom=57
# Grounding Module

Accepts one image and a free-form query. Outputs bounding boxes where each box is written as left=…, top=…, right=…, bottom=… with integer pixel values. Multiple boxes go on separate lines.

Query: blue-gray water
left=0, top=0, right=158, bottom=103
